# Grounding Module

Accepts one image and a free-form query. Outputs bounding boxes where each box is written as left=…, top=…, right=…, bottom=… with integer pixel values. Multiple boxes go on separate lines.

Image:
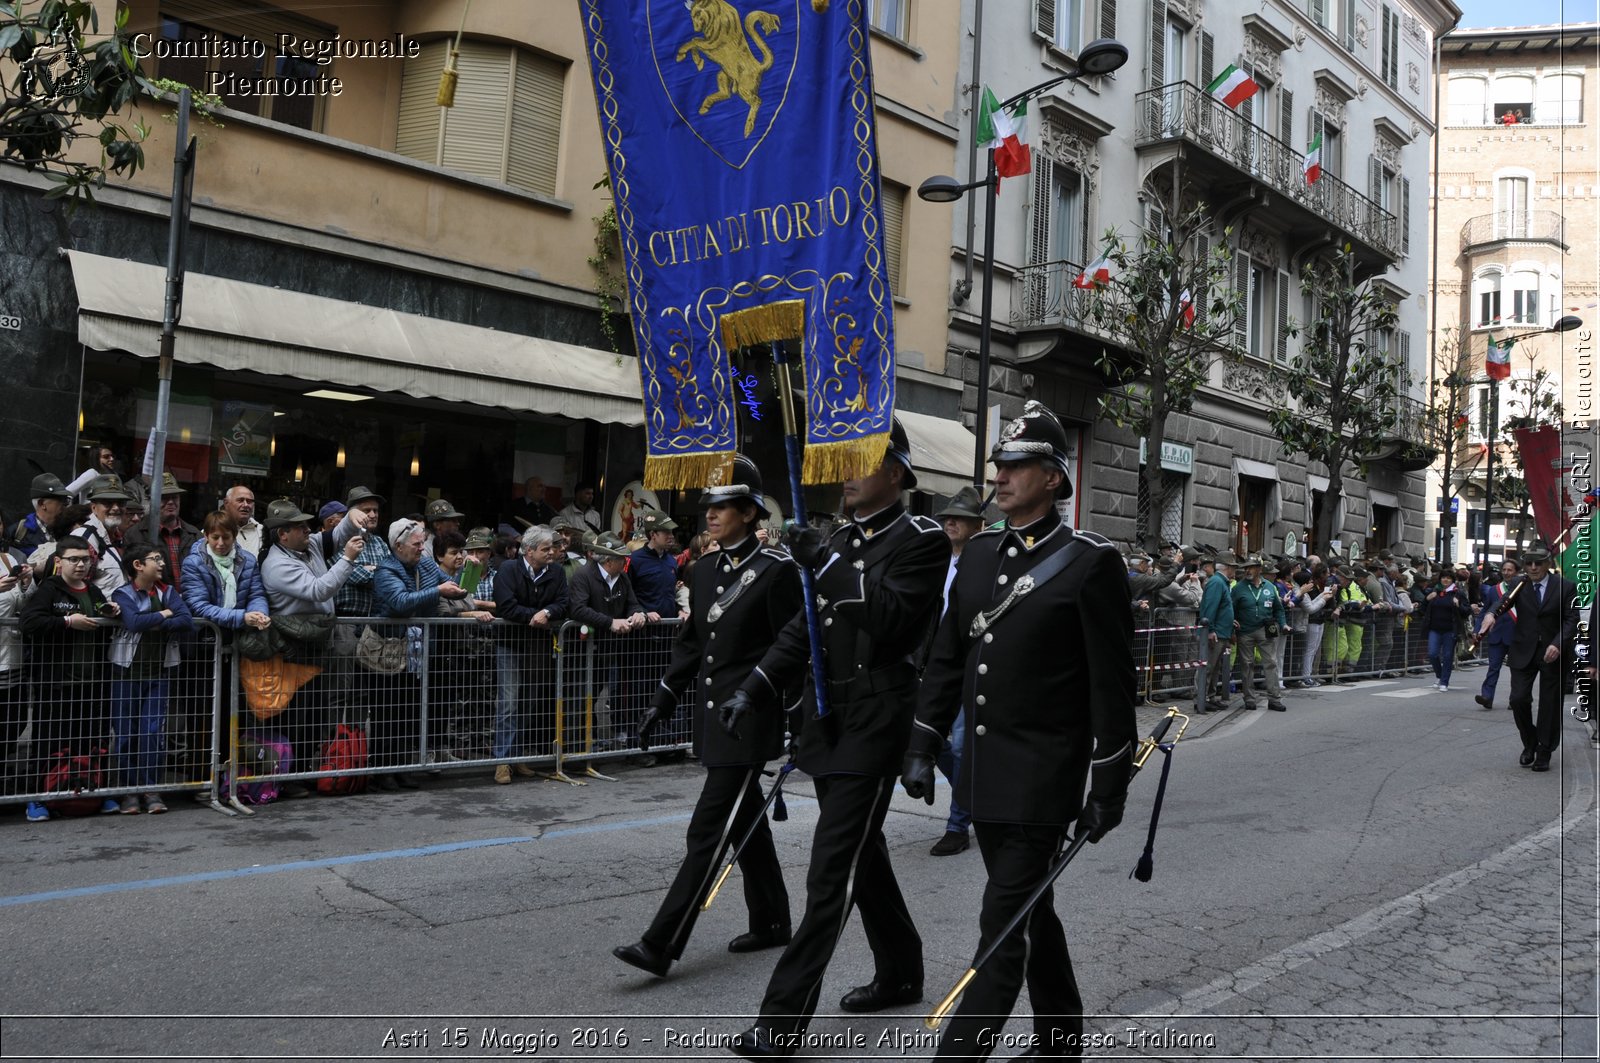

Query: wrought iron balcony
left=1134, top=82, right=1400, bottom=264
left=1362, top=394, right=1439, bottom=471
left=1010, top=258, right=1099, bottom=330
left=1459, top=210, right=1568, bottom=253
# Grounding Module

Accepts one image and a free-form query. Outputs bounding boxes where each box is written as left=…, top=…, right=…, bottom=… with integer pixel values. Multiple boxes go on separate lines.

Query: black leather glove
left=637, top=689, right=676, bottom=751
left=900, top=751, right=937, bottom=805
left=1074, top=792, right=1126, bottom=843
left=789, top=526, right=831, bottom=571
left=719, top=688, right=755, bottom=738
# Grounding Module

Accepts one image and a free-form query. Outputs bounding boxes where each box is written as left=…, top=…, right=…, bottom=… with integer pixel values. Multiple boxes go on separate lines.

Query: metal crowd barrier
left=0, top=617, right=228, bottom=817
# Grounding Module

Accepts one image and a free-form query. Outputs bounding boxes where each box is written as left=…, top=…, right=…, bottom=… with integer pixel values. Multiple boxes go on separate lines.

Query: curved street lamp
left=918, top=39, right=1129, bottom=486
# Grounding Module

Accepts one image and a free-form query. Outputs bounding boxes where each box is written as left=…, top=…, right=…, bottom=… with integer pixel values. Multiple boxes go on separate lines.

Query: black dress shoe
left=611, top=940, right=671, bottom=978
left=729, top=1026, right=791, bottom=1059
left=729, top=923, right=791, bottom=953
left=839, top=977, right=923, bottom=1013
left=395, top=773, right=421, bottom=789
left=1475, top=694, right=1494, bottom=710
left=1519, top=747, right=1536, bottom=767
left=1532, top=750, right=1551, bottom=772
left=1267, top=700, right=1288, bottom=712
left=930, top=830, right=970, bottom=856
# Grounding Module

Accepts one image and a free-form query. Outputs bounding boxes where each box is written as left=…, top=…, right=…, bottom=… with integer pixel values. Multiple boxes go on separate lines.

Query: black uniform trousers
left=759, top=773, right=922, bottom=1037
left=936, top=822, right=1083, bottom=1061
left=643, top=764, right=789, bottom=957
left=1508, top=656, right=1565, bottom=753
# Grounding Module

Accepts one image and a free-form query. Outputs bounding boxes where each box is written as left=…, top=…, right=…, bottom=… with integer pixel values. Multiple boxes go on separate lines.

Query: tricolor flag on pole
left=1178, top=288, right=1196, bottom=327
left=1303, top=133, right=1323, bottom=184
left=1486, top=334, right=1514, bottom=380
left=1074, top=252, right=1116, bottom=289
left=1206, top=64, right=1259, bottom=109
left=976, top=87, right=1031, bottom=180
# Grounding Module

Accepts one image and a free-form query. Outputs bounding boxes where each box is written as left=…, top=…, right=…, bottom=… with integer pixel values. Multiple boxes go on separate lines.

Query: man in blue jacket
left=1192, top=550, right=1236, bottom=713
left=1473, top=558, right=1519, bottom=710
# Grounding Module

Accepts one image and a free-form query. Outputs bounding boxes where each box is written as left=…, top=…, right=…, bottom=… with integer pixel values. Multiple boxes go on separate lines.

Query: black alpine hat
left=990, top=400, right=1073, bottom=499
left=702, top=453, right=771, bottom=519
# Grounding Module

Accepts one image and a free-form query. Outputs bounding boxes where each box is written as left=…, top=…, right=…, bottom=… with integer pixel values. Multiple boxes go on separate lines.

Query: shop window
left=155, top=0, right=333, bottom=131
left=397, top=40, right=565, bottom=198
left=1235, top=476, right=1272, bottom=556
left=1370, top=504, right=1397, bottom=551
left=1137, top=469, right=1187, bottom=547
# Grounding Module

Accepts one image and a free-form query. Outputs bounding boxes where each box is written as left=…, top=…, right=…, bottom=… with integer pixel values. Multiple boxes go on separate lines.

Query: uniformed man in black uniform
left=903, top=400, right=1138, bottom=1060
left=721, top=419, right=948, bottom=1059
left=612, top=455, right=799, bottom=977
left=1479, top=540, right=1578, bottom=771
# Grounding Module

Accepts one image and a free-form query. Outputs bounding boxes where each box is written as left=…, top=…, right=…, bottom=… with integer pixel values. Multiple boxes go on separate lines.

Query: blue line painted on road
left=0, top=797, right=817, bottom=910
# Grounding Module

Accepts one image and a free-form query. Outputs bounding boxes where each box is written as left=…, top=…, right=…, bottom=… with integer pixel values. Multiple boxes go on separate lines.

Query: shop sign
left=215, top=401, right=275, bottom=476
left=1139, top=437, right=1194, bottom=474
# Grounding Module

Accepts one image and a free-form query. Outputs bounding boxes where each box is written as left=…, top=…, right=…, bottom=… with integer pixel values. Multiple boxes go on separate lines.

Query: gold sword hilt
left=1134, top=707, right=1189, bottom=772
left=925, top=969, right=977, bottom=1030
left=700, top=863, right=736, bottom=912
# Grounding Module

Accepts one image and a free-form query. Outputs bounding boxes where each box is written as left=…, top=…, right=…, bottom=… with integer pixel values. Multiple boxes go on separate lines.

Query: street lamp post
left=918, top=38, right=1128, bottom=487
left=1478, top=313, right=1582, bottom=565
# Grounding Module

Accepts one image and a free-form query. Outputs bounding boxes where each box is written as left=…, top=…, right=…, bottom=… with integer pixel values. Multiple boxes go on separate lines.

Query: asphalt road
left=1, top=670, right=1595, bottom=1062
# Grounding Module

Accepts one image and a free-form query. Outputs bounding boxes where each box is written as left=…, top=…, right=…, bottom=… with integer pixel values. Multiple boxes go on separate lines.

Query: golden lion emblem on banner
left=676, top=0, right=783, bottom=136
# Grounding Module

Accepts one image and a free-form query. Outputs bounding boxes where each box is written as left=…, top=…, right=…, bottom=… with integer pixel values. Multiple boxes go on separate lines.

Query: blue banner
left=580, top=0, right=896, bottom=487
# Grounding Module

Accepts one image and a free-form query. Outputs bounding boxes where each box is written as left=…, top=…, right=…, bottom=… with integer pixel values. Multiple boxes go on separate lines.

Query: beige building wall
left=104, top=0, right=961, bottom=379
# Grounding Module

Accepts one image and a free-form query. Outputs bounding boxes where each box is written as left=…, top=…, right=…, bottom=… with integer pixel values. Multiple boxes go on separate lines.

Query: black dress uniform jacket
left=911, top=516, right=1138, bottom=825
left=658, top=536, right=802, bottom=767
left=740, top=501, right=947, bottom=777
left=1506, top=572, right=1579, bottom=670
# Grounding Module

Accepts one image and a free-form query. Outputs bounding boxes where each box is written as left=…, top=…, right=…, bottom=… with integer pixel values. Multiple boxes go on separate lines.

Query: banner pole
left=771, top=340, right=832, bottom=723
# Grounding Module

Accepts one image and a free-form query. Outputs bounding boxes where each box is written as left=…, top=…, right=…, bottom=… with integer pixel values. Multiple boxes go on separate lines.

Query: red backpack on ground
left=43, top=750, right=107, bottom=817
left=317, top=722, right=369, bottom=795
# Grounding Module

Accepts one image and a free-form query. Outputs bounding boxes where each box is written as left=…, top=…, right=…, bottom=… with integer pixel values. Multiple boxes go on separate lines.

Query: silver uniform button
left=976, top=694, right=986, bottom=706
left=716, top=586, right=725, bottom=594
left=978, top=663, right=988, bottom=675
left=998, top=575, right=1009, bottom=586
left=709, top=632, right=717, bottom=639
left=852, top=539, right=862, bottom=547
left=706, top=699, right=714, bottom=709
left=983, top=633, right=993, bottom=644
left=824, top=617, right=834, bottom=626
left=705, top=655, right=714, bottom=664
left=1008, top=547, right=1018, bottom=557
left=974, top=724, right=987, bottom=736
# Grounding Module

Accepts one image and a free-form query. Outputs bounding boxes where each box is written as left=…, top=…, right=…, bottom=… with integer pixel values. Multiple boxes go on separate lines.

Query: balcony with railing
left=1460, top=210, right=1568, bottom=253
left=1134, top=82, right=1400, bottom=265
left=1362, top=394, right=1439, bottom=471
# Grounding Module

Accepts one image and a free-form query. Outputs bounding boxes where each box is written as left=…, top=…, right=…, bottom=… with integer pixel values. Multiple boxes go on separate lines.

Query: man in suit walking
left=1480, top=541, right=1577, bottom=771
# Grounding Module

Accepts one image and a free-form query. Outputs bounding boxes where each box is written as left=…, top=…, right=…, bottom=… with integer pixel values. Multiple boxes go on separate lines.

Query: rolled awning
left=898, top=409, right=979, bottom=498
left=66, top=250, right=644, bottom=426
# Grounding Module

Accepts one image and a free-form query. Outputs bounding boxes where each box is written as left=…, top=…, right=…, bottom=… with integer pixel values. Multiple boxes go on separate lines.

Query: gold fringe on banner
left=644, top=452, right=733, bottom=491
left=802, top=432, right=891, bottom=485
left=719, top=299, right=807, bottom=352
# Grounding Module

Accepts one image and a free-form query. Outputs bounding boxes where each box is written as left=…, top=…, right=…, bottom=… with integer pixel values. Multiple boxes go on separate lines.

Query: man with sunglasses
left=1478, top=542, right=1577, bottom=772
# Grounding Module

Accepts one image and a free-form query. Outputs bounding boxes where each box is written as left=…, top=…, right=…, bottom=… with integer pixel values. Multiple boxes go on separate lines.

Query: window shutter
left=1035, top=0, right=1056, bottom=41
left=1100, top=0, right=1116, bottom=42
left=1200, top=30, right=1214, bottom=88
left=1147, top=0, right=1166, bottom=90
left=1194, top=231, right=1210, bottom=326
left=1343, top=0, right=1356, bottom=51
left=1399, top=175, right=1411, bottom=255
left=1279, top=88, right=1294, bottom=146
left=1030, top=158, right=1055, bottom=266
left=1276, top=269, right=1291, bottom=362
left=881, top=181, right=906, bottom=295
left=396, top=42, right=447, bottom=162
left=1310, top=0, right=1326, bottom=26
left=1368, top=156, right=1383, bottom=204
left=1233, top=250, right=1250, bottom=349
left=440, top=42, right=514, bottom=182
left=506, top=51, right=565, bottom=196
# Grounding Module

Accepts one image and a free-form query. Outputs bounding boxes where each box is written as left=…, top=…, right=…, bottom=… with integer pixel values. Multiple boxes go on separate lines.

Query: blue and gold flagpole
left=722, top=302, right=831, bottom=725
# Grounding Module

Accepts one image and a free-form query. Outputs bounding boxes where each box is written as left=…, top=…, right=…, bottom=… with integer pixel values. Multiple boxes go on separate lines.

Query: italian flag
left=1074, top=253, right=1116, bottom=289
left=1206, top=64, right=1259, bottom=109
left=1303, top=133, right=1323, bottom=184
left=976, top=87, right=1031, bottom=180
left=1486, top=334, right=1514, bottom=380
left=1178, top=288, right=1196, bottom=327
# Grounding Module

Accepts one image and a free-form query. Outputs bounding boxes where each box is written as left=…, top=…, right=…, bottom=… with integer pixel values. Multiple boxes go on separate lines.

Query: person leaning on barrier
left=373, top=518, right=469, bottom=790
left=490, top=525, right=570, bottom=782
left=182, top=513, right=272, bottom=635
left=568, top=531, right=648, bottom=752
left=901, top=400, right=1138, bottom=1060
left=257, top=499, right=368, bottom=795
left=613, top=454, right=799, bottom=980
left=108, top=542, right=195, bottom=814
left=19, top=535, right=121, bottom=820
left=721, top=417, right=947, bottom=1059
left=1, top=548, right=31, bottom=800
left=1230, top=555, right=1289, bottom=712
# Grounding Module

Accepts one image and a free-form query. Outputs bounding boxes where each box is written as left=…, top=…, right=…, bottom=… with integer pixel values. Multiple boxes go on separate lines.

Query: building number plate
left=0, top=315, right=19, bottom=331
